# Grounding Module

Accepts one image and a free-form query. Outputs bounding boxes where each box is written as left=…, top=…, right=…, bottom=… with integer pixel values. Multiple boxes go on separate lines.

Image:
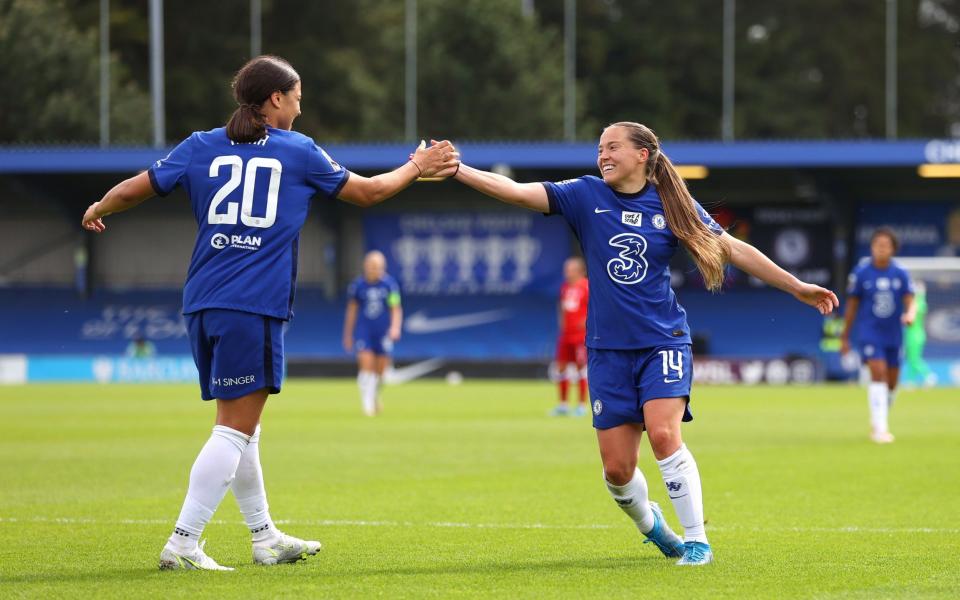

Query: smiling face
left=597, top=125, right=650, bottom=191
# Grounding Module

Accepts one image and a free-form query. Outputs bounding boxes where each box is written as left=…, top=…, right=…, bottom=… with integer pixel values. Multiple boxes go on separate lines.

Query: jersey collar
left=610, top=181, right=651, bottom=200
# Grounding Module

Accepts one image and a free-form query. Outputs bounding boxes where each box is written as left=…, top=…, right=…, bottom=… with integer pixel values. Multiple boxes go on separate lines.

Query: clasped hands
left=409, top=139, right=460, bottom=181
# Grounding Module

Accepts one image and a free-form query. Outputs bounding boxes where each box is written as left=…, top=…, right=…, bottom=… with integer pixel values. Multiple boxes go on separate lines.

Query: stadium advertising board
left=854, top=201, right=960, bottom=258
left=363, top=212, right=570, bottom=295
left=693, top=357, right=822, bottom=384
left=674, top=205, right=833, bottom=288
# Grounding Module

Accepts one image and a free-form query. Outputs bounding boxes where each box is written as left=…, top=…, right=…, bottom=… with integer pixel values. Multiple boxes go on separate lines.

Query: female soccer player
left=551, top=256, right=590, bottom=417
left=446, top=122, right=838, bottom=566
left=81, top=55, right=458, bottom=571
left=343, top=250, right=403, bottom=416
left=840, top=227, right=916, bottom=443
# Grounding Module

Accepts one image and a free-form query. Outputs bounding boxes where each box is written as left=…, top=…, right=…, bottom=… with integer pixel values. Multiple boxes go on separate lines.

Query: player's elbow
left=114, top=176, right=149, bottom=205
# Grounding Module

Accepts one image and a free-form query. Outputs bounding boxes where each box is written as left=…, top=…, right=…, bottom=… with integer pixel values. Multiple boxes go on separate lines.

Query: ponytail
left=226, top=55, right=300, bottom=143
left=608, top=121, right=729, bottom=292
left=651, top=151, right=728, bottom=291
left=226, top=104, right=268, bottom=144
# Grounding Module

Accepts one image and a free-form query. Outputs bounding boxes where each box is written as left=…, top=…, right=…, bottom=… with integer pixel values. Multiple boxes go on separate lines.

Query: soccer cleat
left=641, top=501, right=685, bottom=558
left=676, top=541, right=713, bottom=566
left=572, top=404, right=588, bottom=417
left=159, top=540, right=234, bottom=571
left=253, top=532, right=322, bottom=565
left=549, top=404, right=570, bottom=417
left=871, top=430, right=895, bottom=444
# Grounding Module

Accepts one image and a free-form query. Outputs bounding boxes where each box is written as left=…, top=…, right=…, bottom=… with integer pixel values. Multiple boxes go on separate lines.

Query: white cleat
left=871, top=430, right=895, bottom=444
left=253, top=532, right=322, bottom=565
left=159, top=540, right=234, bottom=571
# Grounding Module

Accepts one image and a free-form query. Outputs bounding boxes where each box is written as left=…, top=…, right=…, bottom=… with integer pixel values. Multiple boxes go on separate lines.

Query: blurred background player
left=841, top=227, right=916, bottom=444
left=81, top=55, right=457, bottom=570
left=125, top=333, right=157, bottom=358
left=343, top=250, right=403, bottom=416
left=551, top=256, right=589, bottom=416
left=903, top=280, right=936, bottom=387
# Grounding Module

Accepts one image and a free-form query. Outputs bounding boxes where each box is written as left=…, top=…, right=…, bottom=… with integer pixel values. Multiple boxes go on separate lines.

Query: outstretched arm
left=453, top=164, right=550, bottom=213
left=338, top=140, right=459, bottom=207
left=724, top=232, right=839, bottom=315
left=81, top=172, right=156, bottom=233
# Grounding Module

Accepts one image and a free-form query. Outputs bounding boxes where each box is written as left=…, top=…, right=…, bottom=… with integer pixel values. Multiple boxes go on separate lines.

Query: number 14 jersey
left=542, top=176, right=723, bottom=349
left=148, top=126, right=349, bottom=320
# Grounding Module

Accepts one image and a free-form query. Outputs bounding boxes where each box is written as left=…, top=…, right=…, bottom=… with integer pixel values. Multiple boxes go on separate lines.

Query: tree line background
left=2, top=0, right=958, bottom=145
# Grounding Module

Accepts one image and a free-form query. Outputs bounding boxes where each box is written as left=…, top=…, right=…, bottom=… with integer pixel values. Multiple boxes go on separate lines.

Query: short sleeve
left=847, top=270, right=863, bottom=297
left=693, top=200, right=725, bottom=236
left=902, top=269, right=916, bottom=295
left=148, top=133, right=196, bottom=197
left=541, top=177, right=588, bottom=218
left=347, top=279, right=359, bottom=302
left=307, top=144, right=350, bottom=199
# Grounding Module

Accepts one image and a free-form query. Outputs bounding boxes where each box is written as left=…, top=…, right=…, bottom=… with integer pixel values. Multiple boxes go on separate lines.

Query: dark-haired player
left=841, top=227, right=916, bottom=444
left=82, top=55, right=458, bottom=570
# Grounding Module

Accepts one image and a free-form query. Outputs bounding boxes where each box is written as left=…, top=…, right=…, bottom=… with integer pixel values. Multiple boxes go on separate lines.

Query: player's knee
left=646, top=425, right=681, bottom=458
left=602, top=461, right=636, bottom=486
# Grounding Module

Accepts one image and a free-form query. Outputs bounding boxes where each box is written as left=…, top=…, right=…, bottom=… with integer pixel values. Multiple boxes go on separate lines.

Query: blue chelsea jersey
left=348, top=275, right=401, bottom=336
left=846, top=258, right=914, bottom=346
left=542, top=176, right=724, bottom=349
left=148, top=126, right=350, bottom=320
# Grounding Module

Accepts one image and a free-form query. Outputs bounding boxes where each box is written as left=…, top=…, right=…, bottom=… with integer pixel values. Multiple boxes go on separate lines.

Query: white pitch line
left=0, top=517, right=957, bottom=534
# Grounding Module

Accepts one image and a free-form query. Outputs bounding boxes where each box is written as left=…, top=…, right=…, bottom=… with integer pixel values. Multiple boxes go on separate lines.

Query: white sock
left=358, top=371, right=378, bottom=416
left=168, top=425, right=250, bottom=552
left=657, top=444, right=707, bottom=544
left=231, top=425, right=280, bottom=545
left=868, top=382, right=889, bottom=432
left=605, top=468, right=655, bottom=534
left=888, top=388, right=896, bottom=410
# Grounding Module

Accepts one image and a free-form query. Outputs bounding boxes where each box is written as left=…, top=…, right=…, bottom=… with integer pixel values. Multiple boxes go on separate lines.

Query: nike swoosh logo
left=668, top=494, right=689, bottom=500
left=383, top=358, right=445, bottom=384
left=594, top=208, right=613, bottom=213
left=664, top=378, right=681, bottom=383
left=405, top=309, right=512, bottom=334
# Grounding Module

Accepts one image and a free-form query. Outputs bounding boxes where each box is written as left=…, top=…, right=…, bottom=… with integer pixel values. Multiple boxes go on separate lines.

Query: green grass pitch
left=1, top=380, right=958, bottom=598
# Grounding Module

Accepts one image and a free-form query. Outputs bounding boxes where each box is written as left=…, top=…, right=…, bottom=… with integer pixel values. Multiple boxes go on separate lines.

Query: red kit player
left=551, top=257, right=589, bottom=416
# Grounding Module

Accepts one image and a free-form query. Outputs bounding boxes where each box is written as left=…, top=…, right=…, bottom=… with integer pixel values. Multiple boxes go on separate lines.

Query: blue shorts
left=355, top=331, right=393, bottom=356
left=185, top=309, right=284, bottom=401
left=860, top=343, right=902, bottom=368
left=588, top=345, right=694, bottom=430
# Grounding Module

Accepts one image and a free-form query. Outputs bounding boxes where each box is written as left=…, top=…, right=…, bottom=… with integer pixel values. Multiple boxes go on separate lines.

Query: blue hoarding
left=363, top=212, right=572, bottom=296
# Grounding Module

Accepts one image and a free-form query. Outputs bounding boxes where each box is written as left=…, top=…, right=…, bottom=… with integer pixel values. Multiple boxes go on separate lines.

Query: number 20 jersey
left=542, top=176, right=723, bottom=350
left=148, top=126, right=349, bottom=320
